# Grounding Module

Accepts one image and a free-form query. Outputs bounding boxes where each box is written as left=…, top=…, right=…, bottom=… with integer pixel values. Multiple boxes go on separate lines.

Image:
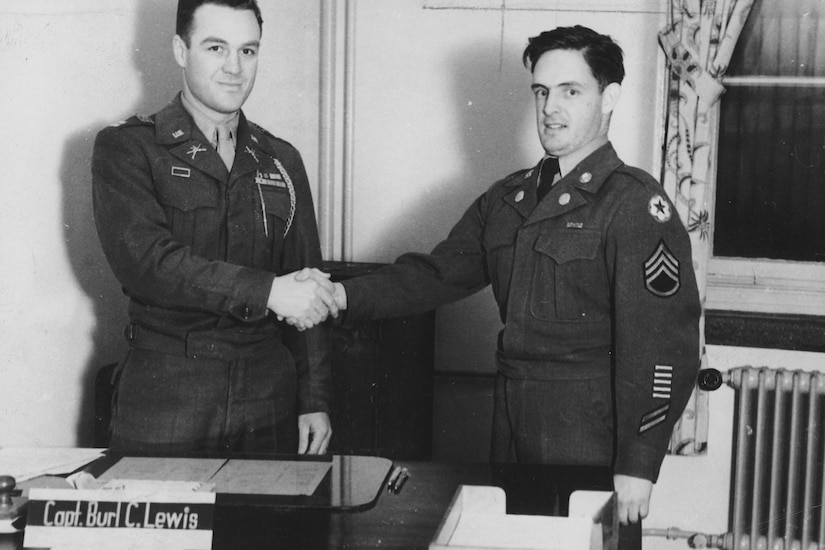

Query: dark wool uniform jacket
left=342, top=143, right=701, bottom=481
left=92, top=95, right=331, bottom=417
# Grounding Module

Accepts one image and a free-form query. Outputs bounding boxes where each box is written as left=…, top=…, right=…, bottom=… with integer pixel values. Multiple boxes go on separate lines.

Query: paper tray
left=430, top=485, right=617, bottom=550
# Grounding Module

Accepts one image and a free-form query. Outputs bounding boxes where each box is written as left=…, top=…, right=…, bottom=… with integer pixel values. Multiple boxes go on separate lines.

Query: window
left=708, top=0, right=825, bottom=315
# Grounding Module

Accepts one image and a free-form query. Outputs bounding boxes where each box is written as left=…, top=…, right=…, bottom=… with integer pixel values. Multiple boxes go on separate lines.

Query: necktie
left=536, top=156, right=560, bottom=202
left=215, top=124, right=235, bottom=170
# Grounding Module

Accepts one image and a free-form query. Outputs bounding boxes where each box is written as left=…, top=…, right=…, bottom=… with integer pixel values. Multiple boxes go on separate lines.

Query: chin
left=540, top=142, right=565, bottom=156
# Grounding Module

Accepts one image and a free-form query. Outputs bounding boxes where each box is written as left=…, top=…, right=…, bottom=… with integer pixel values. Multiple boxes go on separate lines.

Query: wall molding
left=705, top=310, right=825, bottom=353
left=423, top=0, right=666, bottom=13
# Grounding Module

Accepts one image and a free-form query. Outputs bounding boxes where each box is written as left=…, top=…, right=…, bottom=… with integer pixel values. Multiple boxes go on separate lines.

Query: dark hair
left=176, top=0, right=263, bottom=45
left=522, top=25, right=624, bottom=90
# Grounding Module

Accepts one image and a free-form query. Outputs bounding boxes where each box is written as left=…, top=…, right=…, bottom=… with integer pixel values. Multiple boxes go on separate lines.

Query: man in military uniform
left=92, top=0, right=336, bottom=455
left=327, top=26, right=701, bottom=548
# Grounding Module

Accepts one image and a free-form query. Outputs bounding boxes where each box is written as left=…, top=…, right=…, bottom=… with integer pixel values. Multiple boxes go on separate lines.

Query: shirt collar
left=556, top=135, right=609, bottom=178
left=180, top=91, right=240, bottom=147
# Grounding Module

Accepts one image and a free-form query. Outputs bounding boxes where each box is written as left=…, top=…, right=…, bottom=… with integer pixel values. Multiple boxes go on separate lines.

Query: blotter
left=24, top=488, right=216, bottom=550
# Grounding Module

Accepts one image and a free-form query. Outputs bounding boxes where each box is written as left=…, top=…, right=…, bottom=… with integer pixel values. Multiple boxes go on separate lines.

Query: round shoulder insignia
left=648, top=194, right=672, bottom=223
left=579, top=172, right=592, bottom=183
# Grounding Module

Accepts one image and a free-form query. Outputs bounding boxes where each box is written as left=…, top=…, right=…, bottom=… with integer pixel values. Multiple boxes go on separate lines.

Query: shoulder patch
left=648, top=194, right=672, bottom=223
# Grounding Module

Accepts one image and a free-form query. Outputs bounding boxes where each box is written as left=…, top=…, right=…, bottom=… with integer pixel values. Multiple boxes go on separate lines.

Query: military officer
left=92, top=0, right=336, bottom=455
left=326, top=26, right=701, bottom=549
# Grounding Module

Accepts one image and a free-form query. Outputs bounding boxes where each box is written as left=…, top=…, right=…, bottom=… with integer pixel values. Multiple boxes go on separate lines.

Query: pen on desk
left=394, top=469, right=410, bottom=493
left=387, top=466, right=409, bottom=494
left=387, top=466, right=402, bottom=492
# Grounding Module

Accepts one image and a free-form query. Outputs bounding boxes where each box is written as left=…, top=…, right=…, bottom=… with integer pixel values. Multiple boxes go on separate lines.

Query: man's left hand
left=613, top=474, right=653, bottom=525
left=297, top=412, right=332, bottom=454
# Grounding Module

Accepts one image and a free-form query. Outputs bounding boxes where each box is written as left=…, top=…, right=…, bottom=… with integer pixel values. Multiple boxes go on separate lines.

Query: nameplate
left=24, top=488, right=215, bottom=550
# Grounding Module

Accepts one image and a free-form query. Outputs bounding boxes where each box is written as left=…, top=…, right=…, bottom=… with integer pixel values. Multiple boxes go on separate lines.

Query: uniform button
left=559, top=193, right=571, bottom=205
left=525, top=170, right=534, bottom=178
left=243, top=306, right=251, bottom=319
left=580, top=172, right=592, bottom=183
left=515, top=190, right=524, bottom=202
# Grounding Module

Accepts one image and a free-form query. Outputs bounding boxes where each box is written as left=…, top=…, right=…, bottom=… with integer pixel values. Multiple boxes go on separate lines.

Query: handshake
left=266, top=268, right=347, bottom=331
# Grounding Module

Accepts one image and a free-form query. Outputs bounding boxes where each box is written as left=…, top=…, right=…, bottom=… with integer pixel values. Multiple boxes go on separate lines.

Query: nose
left=223, top=52, right=242, bottom=75
left=543, top=91, right=559, bottom=116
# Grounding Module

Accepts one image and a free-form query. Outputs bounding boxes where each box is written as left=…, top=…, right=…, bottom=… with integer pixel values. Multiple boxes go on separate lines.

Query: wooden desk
left=214, top=462, right=612, bottom=549
left=1, top=462, right=612, bottom=550
left=211, top=461, right=494, bottom=550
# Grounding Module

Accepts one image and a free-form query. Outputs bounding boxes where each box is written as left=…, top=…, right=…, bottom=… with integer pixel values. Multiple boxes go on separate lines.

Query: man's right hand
left=267, top=268, right=339, bottom=330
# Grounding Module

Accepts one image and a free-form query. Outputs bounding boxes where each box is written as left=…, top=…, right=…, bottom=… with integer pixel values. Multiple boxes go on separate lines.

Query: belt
left=124, top=323, right=276, bottom=361
left=495, top=350, right=610, bottom=380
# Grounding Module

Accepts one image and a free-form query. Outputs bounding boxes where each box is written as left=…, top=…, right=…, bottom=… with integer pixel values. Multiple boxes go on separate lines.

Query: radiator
left=701, top=366, right=825, bottom=550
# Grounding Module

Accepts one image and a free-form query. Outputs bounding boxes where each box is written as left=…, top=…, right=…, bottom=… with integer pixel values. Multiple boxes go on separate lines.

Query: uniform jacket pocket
left=530, top=229, right=608, bottom=321
left=155, top=174, right=220, bottom=250
left=258, top=185, right=291, bottom=223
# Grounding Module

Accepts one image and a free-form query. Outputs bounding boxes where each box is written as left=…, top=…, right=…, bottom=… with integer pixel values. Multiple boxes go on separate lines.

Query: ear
left=601, top=82, right=622, bottom=114
left=172, top=34, right=188, bottom=69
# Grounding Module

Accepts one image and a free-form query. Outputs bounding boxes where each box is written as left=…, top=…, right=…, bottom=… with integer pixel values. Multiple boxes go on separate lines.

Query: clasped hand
left=267, top=268, right=346, bottom=331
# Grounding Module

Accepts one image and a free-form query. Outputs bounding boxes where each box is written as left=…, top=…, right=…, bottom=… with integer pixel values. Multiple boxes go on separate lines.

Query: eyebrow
left=200, top=37, right=260, bottom=49
left=531, top=81, right=583, bottom=91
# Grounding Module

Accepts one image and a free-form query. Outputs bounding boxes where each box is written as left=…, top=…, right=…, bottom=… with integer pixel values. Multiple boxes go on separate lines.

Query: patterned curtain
left=658, top=0, right=755, bottom=454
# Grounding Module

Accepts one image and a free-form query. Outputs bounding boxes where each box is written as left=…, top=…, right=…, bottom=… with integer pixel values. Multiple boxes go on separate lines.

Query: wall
left=346, top=0, right=667, bottom=378
left=0, top=0, right=321, bottom=446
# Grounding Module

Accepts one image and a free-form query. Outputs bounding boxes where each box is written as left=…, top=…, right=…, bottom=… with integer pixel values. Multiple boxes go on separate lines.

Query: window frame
left=706, top=76, right=825, bottom=315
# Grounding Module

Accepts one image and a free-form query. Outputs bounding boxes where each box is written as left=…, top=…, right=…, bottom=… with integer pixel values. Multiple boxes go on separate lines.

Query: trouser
left=108, top=335, right=298, bottom=454
left=491, top=372, right=642, bottom=550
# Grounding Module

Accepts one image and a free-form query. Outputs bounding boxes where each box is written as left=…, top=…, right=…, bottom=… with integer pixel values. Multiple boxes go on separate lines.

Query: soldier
left=92, top=0, right=336, bottom=455
left=325, top=25, right=701, bottom=549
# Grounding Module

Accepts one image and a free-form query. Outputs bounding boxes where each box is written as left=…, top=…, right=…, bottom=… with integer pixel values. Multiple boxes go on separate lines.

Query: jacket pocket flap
left=534, top=229, right=601, bottom=263
left=156, top=177, right=219, bottom=211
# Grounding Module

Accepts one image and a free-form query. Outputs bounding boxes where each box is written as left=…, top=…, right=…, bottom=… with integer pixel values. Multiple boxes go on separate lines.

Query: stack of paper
left=0, top=447, right=105, bottom=482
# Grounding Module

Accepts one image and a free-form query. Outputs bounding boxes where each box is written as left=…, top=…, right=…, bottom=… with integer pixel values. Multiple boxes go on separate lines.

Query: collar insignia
left=186, top=144, right=207, bottom=160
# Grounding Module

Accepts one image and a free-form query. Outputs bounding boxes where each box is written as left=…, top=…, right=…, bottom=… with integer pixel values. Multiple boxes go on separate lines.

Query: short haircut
left=523, top=25, right=624, bottom=90
left=176, top=0, right=263, bottom=45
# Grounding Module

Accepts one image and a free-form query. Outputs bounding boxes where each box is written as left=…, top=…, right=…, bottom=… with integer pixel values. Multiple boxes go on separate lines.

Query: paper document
left=0, top=447, right=105, bottom=482
left=96, top=457, right=226, bottom=483
left=208, top=459, right=331, bottom=495
left=95, top=457, right=331, bottom=496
